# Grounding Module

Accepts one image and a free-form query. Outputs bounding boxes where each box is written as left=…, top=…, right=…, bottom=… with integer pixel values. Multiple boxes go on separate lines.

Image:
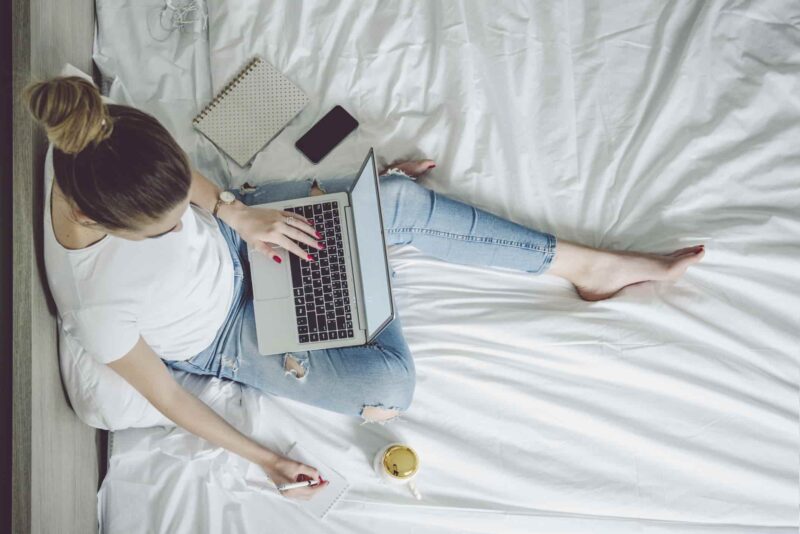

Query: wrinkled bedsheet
left=94, top=1, right=800, bottom=532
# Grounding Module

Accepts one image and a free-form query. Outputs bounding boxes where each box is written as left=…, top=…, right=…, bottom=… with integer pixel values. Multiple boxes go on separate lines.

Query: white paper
left=284, top=442, right=350, bottom=520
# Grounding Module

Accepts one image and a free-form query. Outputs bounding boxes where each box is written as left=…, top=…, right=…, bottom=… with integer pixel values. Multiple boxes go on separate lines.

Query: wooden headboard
left=12, top=0, right=103, bottom=532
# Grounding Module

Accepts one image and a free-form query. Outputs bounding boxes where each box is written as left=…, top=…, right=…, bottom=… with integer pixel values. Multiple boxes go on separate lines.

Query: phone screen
left=295, top=106, right=359, bottom=164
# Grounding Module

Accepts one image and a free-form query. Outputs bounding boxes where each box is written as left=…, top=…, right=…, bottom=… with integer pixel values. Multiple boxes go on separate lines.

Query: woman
left=26, top=76, right=703, bottom=500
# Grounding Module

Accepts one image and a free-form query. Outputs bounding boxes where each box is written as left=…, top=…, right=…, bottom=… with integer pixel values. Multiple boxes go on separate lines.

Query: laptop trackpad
left=249, top=248, right=291, bottom=299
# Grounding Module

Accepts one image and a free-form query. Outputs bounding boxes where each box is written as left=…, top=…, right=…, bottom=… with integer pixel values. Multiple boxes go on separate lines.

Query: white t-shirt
left=43, top=144, right=235, bottom=364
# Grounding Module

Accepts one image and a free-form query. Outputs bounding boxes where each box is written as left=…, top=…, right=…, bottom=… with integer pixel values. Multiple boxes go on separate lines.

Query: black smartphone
left=295, top=105, right=359, bottom=164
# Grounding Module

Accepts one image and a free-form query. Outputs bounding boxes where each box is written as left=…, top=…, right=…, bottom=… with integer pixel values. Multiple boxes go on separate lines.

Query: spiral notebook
left=243, top=442, right=350, bottom=520
left=193, top=56, right=309, bottom=166
left=285, top=442, right=350, bottom=519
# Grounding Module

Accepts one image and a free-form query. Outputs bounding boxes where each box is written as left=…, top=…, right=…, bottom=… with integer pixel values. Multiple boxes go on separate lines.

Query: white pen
left=276, top=479, right=321, bottom=491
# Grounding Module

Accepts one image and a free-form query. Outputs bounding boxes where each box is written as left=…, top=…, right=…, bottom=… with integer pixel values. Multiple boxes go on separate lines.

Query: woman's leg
left=379, top=172, right=556, bottom=273
left=220, top=298, right=414, bottom=422
left=220, top=177, right=414, bottom=421
left=375, top=169, right=704, bottom=301
left=167, top=300, right=414, bottom=421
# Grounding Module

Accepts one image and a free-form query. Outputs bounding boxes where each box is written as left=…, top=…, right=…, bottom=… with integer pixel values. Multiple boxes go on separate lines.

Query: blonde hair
left=20, top=76, right=192, bottom=231
left=23, top=76, right=113, bottom=154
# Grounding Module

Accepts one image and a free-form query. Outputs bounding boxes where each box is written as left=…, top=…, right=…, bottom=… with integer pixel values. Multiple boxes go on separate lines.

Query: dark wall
left=1, top=0, right=13, bottom=527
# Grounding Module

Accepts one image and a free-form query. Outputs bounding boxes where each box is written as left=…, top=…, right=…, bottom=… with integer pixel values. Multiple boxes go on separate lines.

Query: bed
left=90, top=1, right=800, bottom=532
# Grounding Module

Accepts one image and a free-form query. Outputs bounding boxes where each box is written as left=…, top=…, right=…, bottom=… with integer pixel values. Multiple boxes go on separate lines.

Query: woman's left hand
left=220, top=202, right=324, bottom=262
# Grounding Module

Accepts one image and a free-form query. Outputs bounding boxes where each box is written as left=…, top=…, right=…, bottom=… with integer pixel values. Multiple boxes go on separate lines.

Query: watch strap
left=212, top=197, right=224, bottom=217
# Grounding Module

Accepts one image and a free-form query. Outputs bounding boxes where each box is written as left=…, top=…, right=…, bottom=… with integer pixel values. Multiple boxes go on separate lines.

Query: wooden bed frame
left=12, top=0, right=103, bottom=532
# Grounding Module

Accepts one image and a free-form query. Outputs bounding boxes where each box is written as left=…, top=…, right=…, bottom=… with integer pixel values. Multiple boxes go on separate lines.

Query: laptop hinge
left=343, top=206, right=367, bottom=334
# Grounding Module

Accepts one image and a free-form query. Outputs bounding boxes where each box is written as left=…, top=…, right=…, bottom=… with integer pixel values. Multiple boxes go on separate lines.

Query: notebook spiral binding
left=192, top=56, right=262, bottom=124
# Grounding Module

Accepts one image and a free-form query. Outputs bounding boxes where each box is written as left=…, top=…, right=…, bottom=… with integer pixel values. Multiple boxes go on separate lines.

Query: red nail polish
left=273, top=256, right=282, bottom=264
left=318, top=242, right=325, bottom=249
left=315, top=231, right=322, bottom=238
left=428, top=164, right=436, bottom=169
left=307, top=254, right=315, bottom=262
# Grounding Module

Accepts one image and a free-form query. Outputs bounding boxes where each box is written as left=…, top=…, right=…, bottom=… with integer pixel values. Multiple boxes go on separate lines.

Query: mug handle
left=408, top=480, right=422, bottom=500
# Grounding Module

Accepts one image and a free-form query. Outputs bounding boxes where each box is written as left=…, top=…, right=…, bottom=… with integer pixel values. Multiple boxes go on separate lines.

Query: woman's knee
left=310, top=175, right=356, bottom=196
left=361, top=405, right=401, bottom=423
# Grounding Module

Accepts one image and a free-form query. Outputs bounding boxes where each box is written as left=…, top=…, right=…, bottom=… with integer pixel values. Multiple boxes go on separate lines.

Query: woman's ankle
left=547, top=240, right=601, bottom=285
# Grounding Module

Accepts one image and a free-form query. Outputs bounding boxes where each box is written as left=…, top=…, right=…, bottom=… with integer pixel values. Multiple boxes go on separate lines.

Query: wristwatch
left=213, top=190, right=236, bottom=217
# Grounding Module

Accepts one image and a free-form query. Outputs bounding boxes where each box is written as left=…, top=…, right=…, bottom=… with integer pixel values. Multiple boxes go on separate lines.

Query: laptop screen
left=349, top=149, right=394, bottom=341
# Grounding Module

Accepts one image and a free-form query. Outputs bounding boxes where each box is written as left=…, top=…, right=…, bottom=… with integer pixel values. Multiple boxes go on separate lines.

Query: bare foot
left=571, top=245, right=705, bottom=301
left=380, top=159, right=436, bottom=179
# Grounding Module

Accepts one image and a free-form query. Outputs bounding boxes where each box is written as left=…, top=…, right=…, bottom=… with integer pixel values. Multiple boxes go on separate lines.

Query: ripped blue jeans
left=164, top=171, right=556, bottom=419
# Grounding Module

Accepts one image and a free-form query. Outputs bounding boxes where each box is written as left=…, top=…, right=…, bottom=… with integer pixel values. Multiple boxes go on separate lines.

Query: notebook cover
left=193, top=56, right=308, bottom=166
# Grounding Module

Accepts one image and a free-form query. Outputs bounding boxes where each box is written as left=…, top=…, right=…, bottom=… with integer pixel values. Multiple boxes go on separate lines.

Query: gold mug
left=373, top=443, right=422, bottom=499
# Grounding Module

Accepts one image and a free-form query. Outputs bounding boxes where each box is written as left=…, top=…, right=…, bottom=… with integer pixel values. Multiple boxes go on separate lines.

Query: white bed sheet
left=94, top=1, right=800, bottom=532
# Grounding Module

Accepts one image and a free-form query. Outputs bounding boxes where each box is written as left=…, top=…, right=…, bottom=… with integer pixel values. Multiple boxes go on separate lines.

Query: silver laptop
left=248, top=148, right=396, bottom=355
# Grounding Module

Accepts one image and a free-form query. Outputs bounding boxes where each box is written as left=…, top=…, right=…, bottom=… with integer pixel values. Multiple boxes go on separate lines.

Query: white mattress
left=94, top=1, right=800, bottom=532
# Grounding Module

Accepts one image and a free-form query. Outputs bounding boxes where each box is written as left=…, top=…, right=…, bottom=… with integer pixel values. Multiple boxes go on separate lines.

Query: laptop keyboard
left=286, top=201, right=355, bottom=344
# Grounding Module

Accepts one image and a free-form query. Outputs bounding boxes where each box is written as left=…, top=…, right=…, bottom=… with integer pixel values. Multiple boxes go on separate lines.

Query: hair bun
left=23, top=76, right=113, bottom=154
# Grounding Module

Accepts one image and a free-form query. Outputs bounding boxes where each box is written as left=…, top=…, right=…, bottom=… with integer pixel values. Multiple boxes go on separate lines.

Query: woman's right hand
left=220, top=202, right=324, bottom=263
left=262, top=455, right=329, bottom=500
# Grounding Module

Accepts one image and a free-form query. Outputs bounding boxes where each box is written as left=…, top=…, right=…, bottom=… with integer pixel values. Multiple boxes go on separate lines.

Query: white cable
left=148, top=0, right=208, bottom=42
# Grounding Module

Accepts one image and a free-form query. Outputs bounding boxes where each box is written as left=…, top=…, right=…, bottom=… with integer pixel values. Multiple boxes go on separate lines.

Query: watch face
left=220, top=191, right=236, bottom=203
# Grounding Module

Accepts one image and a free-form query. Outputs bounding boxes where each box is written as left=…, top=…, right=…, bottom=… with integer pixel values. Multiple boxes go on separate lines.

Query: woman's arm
left=188, top=168, right=245, bottom=221
left=188, top=169, right=323, bottom=261
left=107, top=336, right=329, bottom=499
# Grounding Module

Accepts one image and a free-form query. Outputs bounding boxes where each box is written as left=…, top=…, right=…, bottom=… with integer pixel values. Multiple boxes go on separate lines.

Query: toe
left=667, top=249, right=704, bottom=278
left=406, top=160, right=436, bottom=176
left=668, top=245, right=704, bottom=257
left=419, top=159, right=436, bottom=172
